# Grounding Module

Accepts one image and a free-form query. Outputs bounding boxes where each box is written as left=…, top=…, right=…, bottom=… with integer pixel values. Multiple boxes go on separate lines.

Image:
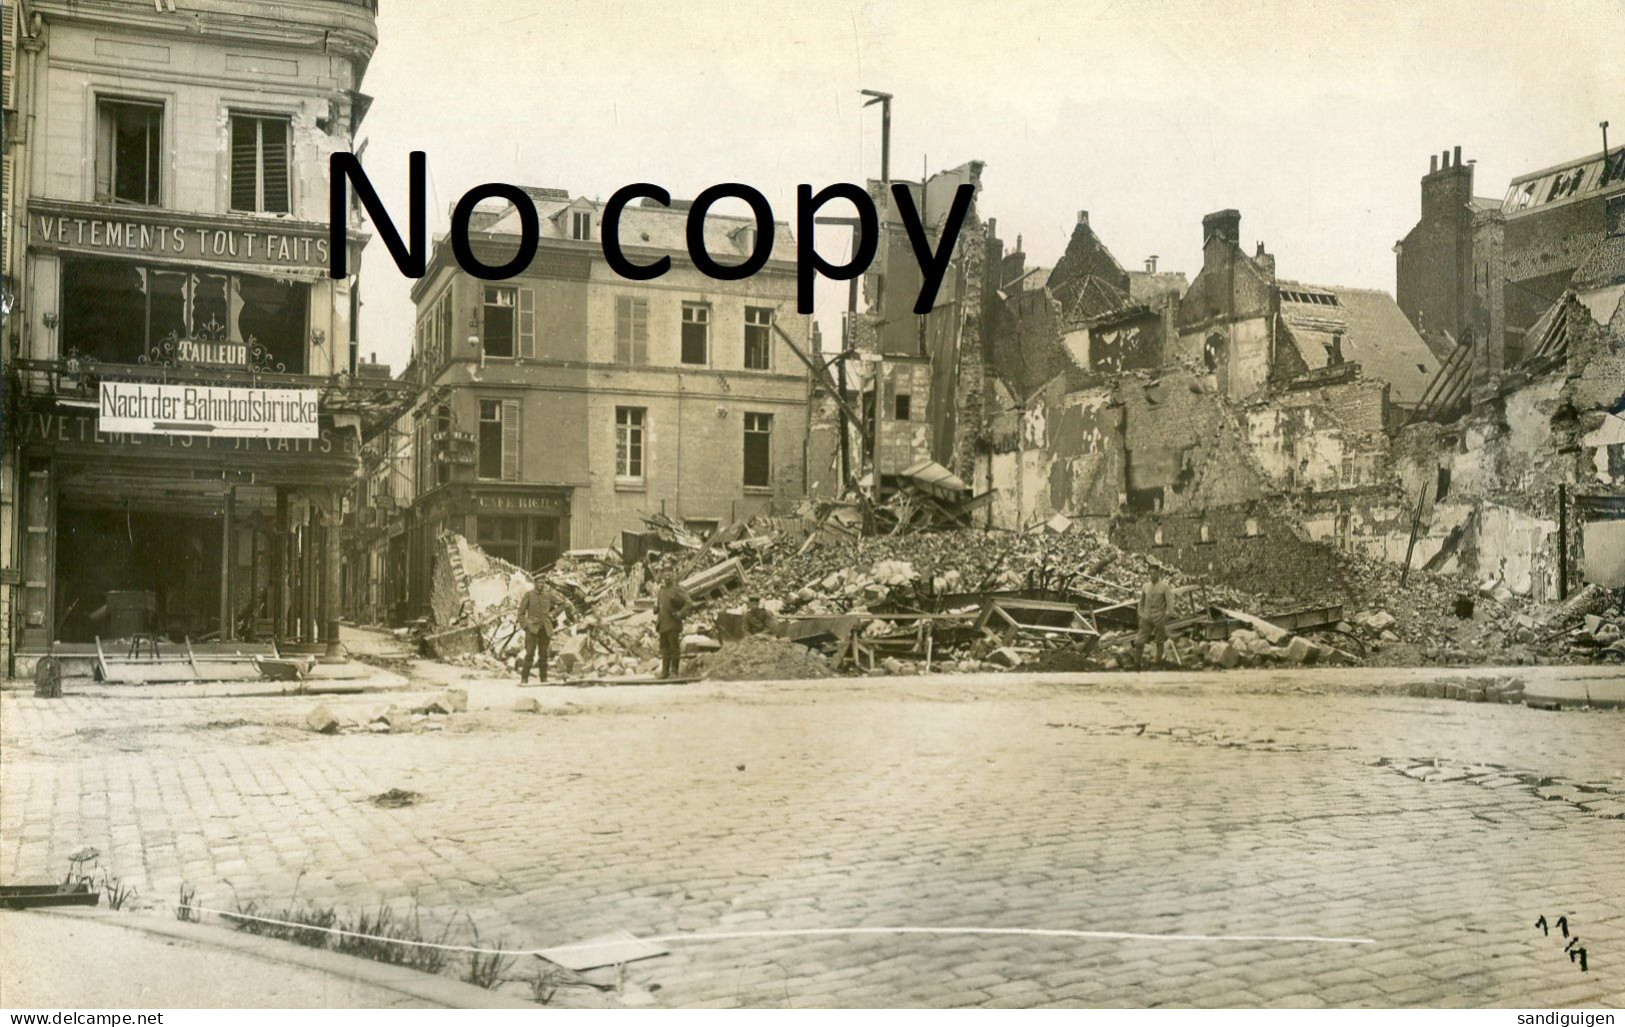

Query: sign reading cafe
left=99, top=381, right=319, bottom=439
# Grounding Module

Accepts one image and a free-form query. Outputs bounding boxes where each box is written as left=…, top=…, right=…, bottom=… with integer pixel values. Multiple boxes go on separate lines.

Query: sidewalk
left=0, top=909, right=527, bottom=1009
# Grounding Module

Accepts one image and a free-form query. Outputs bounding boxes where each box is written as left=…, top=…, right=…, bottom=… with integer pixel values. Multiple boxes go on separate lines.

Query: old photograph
left=0, top=0, right=1622, bottom=1013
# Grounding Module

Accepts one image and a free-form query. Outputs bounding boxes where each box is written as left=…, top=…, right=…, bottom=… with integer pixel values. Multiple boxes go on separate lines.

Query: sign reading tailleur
left=328, top=152, right=976, bottom=316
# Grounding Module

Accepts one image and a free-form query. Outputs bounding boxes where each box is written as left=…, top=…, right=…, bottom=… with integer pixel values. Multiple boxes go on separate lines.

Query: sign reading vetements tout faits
left=99, top=381, right=319, bottom=438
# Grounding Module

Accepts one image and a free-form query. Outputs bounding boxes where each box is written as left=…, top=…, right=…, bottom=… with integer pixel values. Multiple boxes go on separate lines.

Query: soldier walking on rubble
left=517, top=576, right=554, bottom=684
left=656, top=571, right=692, bottom=679
left=1130, top=567, right=1176, bottom=670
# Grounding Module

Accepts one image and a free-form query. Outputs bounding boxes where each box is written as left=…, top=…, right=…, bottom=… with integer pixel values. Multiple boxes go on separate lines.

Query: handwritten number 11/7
left=1535, top=915, right=1588, bottom=972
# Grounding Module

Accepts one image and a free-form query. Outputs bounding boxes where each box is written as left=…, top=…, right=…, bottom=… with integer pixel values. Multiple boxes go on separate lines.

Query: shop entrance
left=54, top=506, right=223, bottom=643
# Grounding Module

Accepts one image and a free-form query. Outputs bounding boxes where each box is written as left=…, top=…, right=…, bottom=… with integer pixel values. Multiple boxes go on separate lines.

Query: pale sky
left=352, top=0, right=1624, bottom=371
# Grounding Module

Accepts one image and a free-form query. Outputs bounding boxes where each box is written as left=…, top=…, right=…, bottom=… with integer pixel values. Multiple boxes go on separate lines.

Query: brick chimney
left=1420, top=145, right=1474, bottom=222
left=1203, top=209, right=1241, bottom=248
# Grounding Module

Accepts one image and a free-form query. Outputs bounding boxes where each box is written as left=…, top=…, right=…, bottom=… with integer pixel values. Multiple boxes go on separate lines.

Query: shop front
left=12, top=399, right=362, bottom=656
left=407, top=482, right=572, bottom=612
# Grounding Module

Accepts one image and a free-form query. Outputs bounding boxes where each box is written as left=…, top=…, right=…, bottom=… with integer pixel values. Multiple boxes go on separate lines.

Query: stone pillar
left=323, top=489, right=343, bottom=658
left=273, top=489, right=287, bottom=643
left=220, top=487, right=235, bottom=642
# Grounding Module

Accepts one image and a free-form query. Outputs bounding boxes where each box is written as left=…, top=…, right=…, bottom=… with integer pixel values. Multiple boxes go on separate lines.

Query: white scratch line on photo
left=184, top=906, right=1376, bottom=956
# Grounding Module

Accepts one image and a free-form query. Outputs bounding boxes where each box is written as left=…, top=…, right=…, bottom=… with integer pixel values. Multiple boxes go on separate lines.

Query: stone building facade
left=2, top=0, right=405, bottom=671
left=397, top=190, right=816, bottom=614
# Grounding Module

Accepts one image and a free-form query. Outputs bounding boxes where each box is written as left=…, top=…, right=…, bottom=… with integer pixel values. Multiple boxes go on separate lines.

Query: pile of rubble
left=414, top=504, right=1616, bottom=682
left=304, top=689, right=469, bottom=735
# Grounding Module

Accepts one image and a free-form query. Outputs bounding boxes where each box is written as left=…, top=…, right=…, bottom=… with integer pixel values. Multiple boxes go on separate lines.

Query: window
left=744, top=306, right=773, bottom=370
left=571, top=210, right=592, bottom=241
left=478, top=399, right=519, bottom=481
left=60, top=255, right=308, bottom=371
left=229, top=113, right=291, bottom=214
left=476, top=516, right=523, bottom=566
left=96, top=99, right=162, bottom=205
left=483, top=287, right=516, bottom=358
left=681, top=303, right=709, bottom=365
left=894, top=393, right=912, bottom=421
left=743, top=412, right=772, bottom=489
left=615, top=296, right=648, bottom=364
left=616, top=407, right=646, bottom=483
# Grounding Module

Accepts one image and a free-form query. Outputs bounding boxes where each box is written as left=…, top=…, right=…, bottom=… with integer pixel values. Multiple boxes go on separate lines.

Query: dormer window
left=571, top=210, right=592, bottom=241
left=735, top=225, right=756, bottom=253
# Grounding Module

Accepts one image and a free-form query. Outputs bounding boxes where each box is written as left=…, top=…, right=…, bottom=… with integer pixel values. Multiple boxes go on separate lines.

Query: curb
left=24, top=908, right=537, bottom=1009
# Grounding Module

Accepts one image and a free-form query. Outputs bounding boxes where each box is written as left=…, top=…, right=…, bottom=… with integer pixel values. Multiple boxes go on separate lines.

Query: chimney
left=1430, top=154, right=1438, bottom=174
left=1453, top=145, right=1462, bottom=167
left=1145, top=255, right=1158, bottom=273
left=1254, top=242, right=1275, bottom=277
left=1441, top=149, right=1451, bottom=169
left=1202, top=209, right=1241, bottom=248
left=1076, top=210, right=1089, bottom=228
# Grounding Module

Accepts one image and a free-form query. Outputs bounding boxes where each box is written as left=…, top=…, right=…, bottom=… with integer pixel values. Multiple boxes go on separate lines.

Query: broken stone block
left=305, top=705, right=340, bottom=734
left=682, top=633, right=722, bottom=654
left=441, top=688, right=469, bottom=713
left=1283, top=637, right=1321, bottom=664
left=880, top=657, right=905, bottom=675
left=416, top=698, right=453, bottom=715
left=1380, top=629, right=1400, bottom=642
left=513, top=697, right=541, bottom=713
left=1596, top=623, right=1622, bottom=645
left=986, top=647, right=1023, bottom=669
left=1583, top=614, right=1604, bottom=635
left=1364, top=611, right=1397, bottom=632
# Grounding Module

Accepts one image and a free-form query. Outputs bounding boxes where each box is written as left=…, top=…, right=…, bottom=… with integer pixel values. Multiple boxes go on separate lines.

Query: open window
left=96, top=98, right=162, bottom=206
left=681, top=303, right=710, bottom=365
left=744, top=306, right=773, bottom=370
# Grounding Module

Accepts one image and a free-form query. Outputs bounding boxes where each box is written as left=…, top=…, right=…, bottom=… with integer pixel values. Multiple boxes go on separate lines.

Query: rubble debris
left=698, top=634, right=834, bottom=681
left=513, top=697, right=541, bottom=713
left=305, top=705, right=341, bottom=734
left=415, top=499, right=1623, bottom=681
left=369, top=788, right=420, bottom=809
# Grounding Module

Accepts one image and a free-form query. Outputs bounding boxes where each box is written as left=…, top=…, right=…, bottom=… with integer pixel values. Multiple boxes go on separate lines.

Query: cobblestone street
left=3, top=667, right=1622, bottom=1008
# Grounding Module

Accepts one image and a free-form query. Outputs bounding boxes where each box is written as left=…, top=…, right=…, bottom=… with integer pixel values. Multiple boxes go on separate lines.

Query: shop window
left=571, top=210, right=592, bottom=241
left=616, top=296, right=648, bottom=364
left=60, top=256, right=307, bottom=371
left=681, top=302, right=709, bottom=364
left=744, top=306, right=773, bottom=370
left=483, top=287, right=516, bottom=358
left=616, top=406, right=646, bottom=483
left=96, top=98, right=162, bottom=206
left=229, top=113, right=291, bottom=214
left=478, top=399, right=519, bottom=481
left=894, top=393, right=912, bottom=421
left=743, top=412, right=772, bottom=489
left=476, top=516, right=523, bottom=566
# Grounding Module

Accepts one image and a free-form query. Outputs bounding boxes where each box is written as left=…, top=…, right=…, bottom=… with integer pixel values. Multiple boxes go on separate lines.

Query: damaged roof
left=1277, top=280, right=1441, bottom=404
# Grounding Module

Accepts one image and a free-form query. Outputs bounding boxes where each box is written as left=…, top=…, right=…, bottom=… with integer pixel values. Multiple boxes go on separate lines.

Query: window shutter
left=518, top=288, right=536, bottom=359
left=261, top=118, right=290, bottom=213
left=615, top=296, right=631, bottom=363
left=230, top=117, right=258, bottom=212
left=501, top=400, right=521, bottom=481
